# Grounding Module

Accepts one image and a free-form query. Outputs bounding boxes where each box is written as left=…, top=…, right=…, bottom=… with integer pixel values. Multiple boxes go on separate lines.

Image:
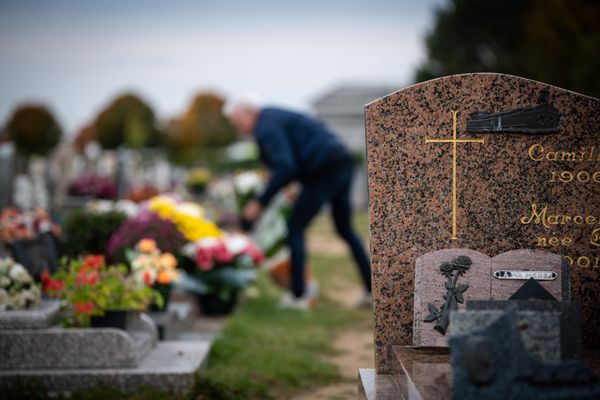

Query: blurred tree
left=7, top=104, right=62, bottom=156
left=73, top=124, right=96, bottom=153
left=415, top=0, right=600, bottom=98
left=94, top=93, right=161, bottom=150
left=167, top=92, right=235, bottom=165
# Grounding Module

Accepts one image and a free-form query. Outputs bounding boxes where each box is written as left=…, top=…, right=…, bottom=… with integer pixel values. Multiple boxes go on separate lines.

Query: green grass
left=194, top=259, right=366, bottom=399
left=193, top=212, right=371, bottom=399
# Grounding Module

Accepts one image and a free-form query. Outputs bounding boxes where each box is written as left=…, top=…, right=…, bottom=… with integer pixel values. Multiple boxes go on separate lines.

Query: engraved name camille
left=520, top=143, right=600, bottom=269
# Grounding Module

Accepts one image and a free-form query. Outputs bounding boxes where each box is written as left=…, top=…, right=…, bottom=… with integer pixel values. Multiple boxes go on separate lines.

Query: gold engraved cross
left=425, top=111, right=484, bottom=240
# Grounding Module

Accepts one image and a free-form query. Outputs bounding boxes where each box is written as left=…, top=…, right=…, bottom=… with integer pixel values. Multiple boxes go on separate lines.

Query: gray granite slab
left=0, top=328, right=153, bottom=370
left=0, top=300, right=60, bottom=330
left=466, top=300, right=582, bottom=359
left=449, top=306, right=600, bottom=400
left=0, top=341, right=211, bottom=396
left=450, top=310, right=561, bottom=362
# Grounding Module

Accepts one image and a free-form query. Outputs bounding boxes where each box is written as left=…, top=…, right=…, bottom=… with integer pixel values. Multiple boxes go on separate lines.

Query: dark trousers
left=287, top=157, right=372, bottom=297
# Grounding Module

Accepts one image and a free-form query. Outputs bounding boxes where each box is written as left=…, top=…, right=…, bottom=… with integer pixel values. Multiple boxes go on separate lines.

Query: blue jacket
left=254, top=107, right=347, bottom=206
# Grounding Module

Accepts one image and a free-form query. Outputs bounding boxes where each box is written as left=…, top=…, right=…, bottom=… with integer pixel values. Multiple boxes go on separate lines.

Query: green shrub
left=62, top=211, right=127, bottom=257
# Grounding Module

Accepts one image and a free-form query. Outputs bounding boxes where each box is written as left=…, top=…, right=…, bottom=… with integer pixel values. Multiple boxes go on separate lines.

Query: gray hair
left=222, top=92, right=263, bottom=117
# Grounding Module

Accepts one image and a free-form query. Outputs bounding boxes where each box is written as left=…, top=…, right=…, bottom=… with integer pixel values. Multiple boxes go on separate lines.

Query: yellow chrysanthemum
left=148, top=196, right=178, bottom=219
left=148, top=195, right=221, bottom=241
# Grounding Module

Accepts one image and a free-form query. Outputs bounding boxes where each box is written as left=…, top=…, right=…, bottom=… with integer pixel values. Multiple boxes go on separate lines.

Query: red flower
left=45, top=278, right=65, bottom=292
left=243, top=243, right=264, bottom=265
left=214, top=242, right=234, bottom=264
left=76, top=269, right=99, bottom=286
left=41, top=270, right=50, bottom=283
left=42, top=270, right=65, bottom=292
left=83, top=255, right=104, bottom=270
left=75, top=301, right=94, bottom=315
left=195, top=247, right=214, bottom=271
left=143, top=270, right=154, bottom=285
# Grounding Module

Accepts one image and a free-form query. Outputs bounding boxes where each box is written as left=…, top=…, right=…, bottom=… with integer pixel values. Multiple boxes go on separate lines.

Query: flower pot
left=197, top=291, right=238, bottom=316
left=150, top=284, right=172, bottom=311
left=90, top=310, right=128, bottom=330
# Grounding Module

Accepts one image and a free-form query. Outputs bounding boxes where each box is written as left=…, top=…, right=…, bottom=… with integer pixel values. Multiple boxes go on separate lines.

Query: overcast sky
left=0, top=0, right=443, bottom=135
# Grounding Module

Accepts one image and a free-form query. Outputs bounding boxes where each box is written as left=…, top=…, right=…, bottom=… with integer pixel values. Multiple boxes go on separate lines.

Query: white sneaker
left=354, top=291, right=373, bottom=309
left=278, top=289, right=318, bottom=311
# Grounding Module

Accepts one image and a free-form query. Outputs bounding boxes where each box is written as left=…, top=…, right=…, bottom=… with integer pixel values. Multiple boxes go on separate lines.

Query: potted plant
left=0, top=257, right=41, bottom=311
left=42, top=255, right=161, bottom=328
left=126, top=239, right=179, bottom=311
left=181, top=233, right=263, bottom=315
left=107, top=210, right=187, bottom=264
left=186, top=167, right=213, bottom=196
left=62, top=209, right=127, bottom=258
left=67, top=173, right=118, bottom=200
left=0, top=207, right=62, bottom=278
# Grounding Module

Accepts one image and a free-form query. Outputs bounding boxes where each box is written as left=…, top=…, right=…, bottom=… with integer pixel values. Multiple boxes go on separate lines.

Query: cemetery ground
left=5, top=212, right=373, bottom=400
left=194, top=212, right=374, bottom=400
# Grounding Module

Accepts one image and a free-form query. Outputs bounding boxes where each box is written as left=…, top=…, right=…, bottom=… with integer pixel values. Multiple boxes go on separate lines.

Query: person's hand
left=243, top=199, right=263, bottom=223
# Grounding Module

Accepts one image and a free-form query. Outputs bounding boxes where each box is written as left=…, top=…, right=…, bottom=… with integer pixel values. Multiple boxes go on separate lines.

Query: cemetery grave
left=359, top=73, right=600, bottom=399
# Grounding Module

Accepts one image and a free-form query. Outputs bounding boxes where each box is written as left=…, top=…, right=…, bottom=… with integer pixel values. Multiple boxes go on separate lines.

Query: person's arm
left=257, top=126, right=297, bottom=207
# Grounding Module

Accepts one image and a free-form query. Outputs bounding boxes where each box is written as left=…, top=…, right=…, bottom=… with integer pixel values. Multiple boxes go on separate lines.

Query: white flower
left=0, top=288, right=9, bottom=305
left=176, top=202, right=204, bottom=219
left=0, top=260, right=9, bottom=276
left=223, top=233, right=250, bottom=254
left=0, top=276, right=11, bottom=288
left=8, top=264, right=32, bottom=284
left=10, top=292, right=26, bottom=309
left=181, top=242, right=197, bottom=258
left=21, top=288, right=40, bottom=304
left=115, top=200, right=140, bottom=217
left=233, top=171, right=264, bottom=195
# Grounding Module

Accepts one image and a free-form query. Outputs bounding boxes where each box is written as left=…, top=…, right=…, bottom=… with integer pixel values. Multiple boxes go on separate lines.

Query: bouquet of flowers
left=127, top=239, right=179, bottom=286
left=107, top=210, right=187, bottom=263
left=232, top=170, right=265, bottom=212
left=68, top=173, right=117, bottom=199
left=0, top=257, right=41, bottom=311
left=0, top=207, right=61, bottom=243
left=43, top=255, right=161, bottom=327
left=126, top=239, right=179, bottom=310
left=146, top=195, right=221, bottom=241
left=181, top=233, right=263, bottom=304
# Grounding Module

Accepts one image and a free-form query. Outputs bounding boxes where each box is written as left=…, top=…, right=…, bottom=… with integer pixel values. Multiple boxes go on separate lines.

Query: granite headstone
left=365, top=73, right=600, bottom=373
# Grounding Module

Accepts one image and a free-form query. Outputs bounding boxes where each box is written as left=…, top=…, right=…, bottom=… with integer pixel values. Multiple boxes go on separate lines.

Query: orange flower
left=137, top=239, right=158, bottom=254
left=157, top=269, right=178, bottom=285
left=75, top=301, right=94, bottom=315
left=159, top=253, right=178, bottom=270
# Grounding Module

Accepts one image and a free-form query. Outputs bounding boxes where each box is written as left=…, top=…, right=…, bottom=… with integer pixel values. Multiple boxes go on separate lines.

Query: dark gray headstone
left=450, top=306, right=599, bottom=400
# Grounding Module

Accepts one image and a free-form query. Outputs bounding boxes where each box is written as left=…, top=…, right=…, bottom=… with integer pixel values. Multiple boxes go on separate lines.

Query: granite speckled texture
left=0, top=341, right=211, bottom=395
left=392, top=347, right=451, bottom=400
left=0, top=328, right=153, bottom=369
left=450, top=310, right=561, bottom=362
left=0, top=300, right=60, bottom=329
left=365, top=73, right=600, bottom=373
